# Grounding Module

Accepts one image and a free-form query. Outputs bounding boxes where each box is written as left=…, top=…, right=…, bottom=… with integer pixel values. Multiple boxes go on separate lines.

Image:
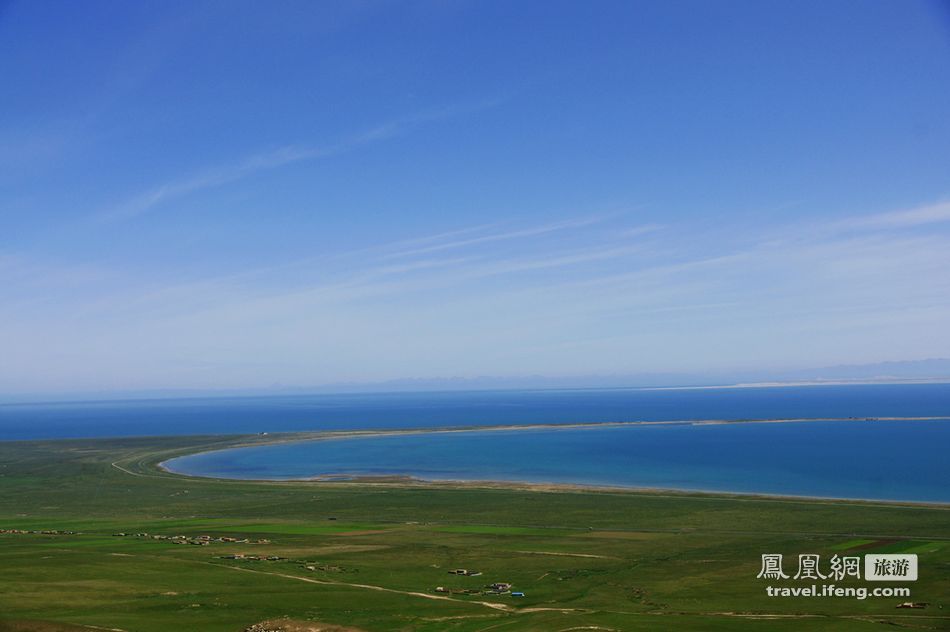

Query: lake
left=162, top=418, right=950, bottom=503
left=2, top=382, right=950, bottom=440
left=4, top=383, right=949, bottom=501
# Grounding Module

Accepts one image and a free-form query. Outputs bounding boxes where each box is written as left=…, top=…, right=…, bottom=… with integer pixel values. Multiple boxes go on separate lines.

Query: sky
left=2, top=0, right=950, bottom=395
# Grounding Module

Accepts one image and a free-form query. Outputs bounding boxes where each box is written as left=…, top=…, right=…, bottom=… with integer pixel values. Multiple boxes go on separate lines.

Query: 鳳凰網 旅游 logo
left=756, top=553, right=917, bottom=600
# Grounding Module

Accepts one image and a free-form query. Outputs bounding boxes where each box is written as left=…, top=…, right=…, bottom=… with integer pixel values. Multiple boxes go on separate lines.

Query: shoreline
left=156, top=464, right=950, bottom=508
left=155, top=416, right=950, bottom=507
left=156, top=415, right=950, bottom=466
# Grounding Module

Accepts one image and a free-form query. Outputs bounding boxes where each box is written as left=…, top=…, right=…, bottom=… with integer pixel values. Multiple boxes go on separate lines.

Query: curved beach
left=161, top=417, right=950, bottom=503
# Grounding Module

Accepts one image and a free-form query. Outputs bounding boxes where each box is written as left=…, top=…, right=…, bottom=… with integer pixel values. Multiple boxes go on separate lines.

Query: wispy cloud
left=97, top=145, right=330, bottom=221
left=620, top=223, right=665, bottom=238
left=833, top=200, right=950, bottom=231
left=7, top=195, right=950, bottom=392
left=96, top=99, right=504, bottom=222
left=383, top=216, right=608, bottom=259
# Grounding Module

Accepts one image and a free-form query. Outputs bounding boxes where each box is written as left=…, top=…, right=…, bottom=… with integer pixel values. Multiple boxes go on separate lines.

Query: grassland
left=0, top=433, right=948, bottom=631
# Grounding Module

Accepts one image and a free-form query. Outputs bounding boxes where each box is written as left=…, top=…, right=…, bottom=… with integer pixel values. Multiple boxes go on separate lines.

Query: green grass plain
left=0, top=434, right=948, bottom=631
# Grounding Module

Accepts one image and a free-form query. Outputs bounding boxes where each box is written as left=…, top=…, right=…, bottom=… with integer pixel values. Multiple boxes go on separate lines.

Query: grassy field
left=0, top=434, right=948, bottom=631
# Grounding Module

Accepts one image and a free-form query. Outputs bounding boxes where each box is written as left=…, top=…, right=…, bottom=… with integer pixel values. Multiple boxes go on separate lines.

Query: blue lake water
left=4, top=383, right=949, bottom=501
left=164, top=419, right=950, bottom=502
left=2, top=382, right=950, bottom=440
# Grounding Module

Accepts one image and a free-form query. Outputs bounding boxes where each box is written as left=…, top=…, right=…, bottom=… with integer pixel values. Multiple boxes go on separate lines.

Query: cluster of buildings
left=302, top=563, right=346, bottom=572
left=435, top=579, right=524, bottom=597
left=1, top=528, right=79, bottom=535
left=111, top=532, right=271, bottom=546
left=219, top=556, right=352, bottom=572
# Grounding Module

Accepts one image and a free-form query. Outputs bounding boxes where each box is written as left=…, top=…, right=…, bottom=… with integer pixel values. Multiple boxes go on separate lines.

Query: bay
left=163, top=418, right=950, bottom=502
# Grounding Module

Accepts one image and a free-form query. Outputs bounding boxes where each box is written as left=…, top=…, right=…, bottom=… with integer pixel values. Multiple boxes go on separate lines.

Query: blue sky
left=2, top=0, right=950, bottom=394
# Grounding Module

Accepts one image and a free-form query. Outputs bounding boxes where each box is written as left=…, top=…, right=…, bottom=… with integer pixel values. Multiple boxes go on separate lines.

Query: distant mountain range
left=765, top=358, right=950, bottom=382
left=304, top=358, right=950, bottom=393
left=6, top=358, right=950, bottom=404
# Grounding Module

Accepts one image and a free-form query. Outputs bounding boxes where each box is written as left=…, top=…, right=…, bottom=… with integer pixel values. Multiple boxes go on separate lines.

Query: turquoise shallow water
left=164, top=419, right=950, bottom=502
